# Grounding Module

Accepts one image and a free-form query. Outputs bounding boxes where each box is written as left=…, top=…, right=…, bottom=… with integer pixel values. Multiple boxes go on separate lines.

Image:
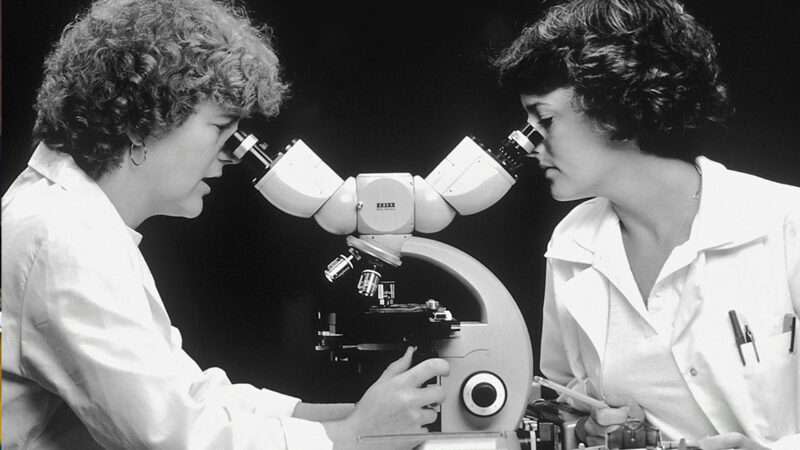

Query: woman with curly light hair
left=1, top=0, right=448, bottom=448
left=494, top=1, right=799, bottom=449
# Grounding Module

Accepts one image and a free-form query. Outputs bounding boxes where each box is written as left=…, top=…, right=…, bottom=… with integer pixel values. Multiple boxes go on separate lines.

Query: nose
left=532, top=140, right=546, bottom=156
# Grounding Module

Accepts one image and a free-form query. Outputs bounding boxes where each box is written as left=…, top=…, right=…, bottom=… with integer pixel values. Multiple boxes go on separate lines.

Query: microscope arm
left=400, top=236, right=533, bottom=433
left=224, top=130, right=540, bottom=443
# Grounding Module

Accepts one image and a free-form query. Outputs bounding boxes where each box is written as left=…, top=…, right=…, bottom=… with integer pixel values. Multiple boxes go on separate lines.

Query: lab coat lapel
left=546, top=199, right=651, bottom=363
left=671, top=252, right=705, bottom=343
left=559, top=266, right=611, bottom=365
left=590, top=215, right=656, bottom=334
left=135, top=250, right=175, bottom=341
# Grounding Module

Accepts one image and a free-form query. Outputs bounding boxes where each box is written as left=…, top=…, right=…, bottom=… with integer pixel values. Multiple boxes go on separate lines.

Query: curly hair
left=33, top=0, right=289, bottom=179
left=493, top=0, right=732, bottom=160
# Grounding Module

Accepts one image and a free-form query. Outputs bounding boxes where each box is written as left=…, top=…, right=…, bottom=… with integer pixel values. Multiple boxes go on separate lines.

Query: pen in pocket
left=785, top=313, right=797, bottom=354
left=728, top=310, right=746, bottom=366
left=743, top=324, right=760, bottom=362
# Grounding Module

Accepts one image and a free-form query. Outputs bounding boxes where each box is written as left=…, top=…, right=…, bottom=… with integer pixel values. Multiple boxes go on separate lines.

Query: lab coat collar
left=27, top=143, right=143, bottom=246
left=543, top=156, right=796, bottom=367
left=544, top=156, right=782, bottom=264
left=688, top=156, right=786, bottom=251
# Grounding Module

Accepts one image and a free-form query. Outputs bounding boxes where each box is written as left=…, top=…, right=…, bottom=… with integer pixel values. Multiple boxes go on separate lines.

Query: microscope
left=223, top=127, right=695, bottom=450
left=224, top=125, right=545, bottom=449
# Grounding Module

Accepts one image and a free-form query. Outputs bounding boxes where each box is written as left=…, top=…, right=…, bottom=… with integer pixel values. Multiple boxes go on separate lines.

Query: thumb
left=625, top=402, right=645, bottom=422
left=379, top=346, right=416, bottom=380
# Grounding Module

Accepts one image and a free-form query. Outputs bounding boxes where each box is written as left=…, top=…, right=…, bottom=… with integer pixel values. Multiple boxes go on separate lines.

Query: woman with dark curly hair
left=494, top=1, right=799, bottom=449
left=1, top=0, right=448, bottom=448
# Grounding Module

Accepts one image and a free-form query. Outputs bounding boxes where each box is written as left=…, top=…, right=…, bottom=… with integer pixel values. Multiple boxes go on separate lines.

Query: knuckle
left=432, top=358, right=450, bottom=374
left=422, top=409, right=438, bottom=424
left=419, top=358, right=448, bottom=374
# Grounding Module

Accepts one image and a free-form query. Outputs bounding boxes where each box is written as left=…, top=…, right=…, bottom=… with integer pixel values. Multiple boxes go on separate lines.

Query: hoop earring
left=130, top=143, right=147, bottom=166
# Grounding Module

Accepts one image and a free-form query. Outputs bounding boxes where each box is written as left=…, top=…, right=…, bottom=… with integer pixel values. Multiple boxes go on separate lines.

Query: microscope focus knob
left=461, top=372, right=507, bottom=417
left=472, top=382, right=497, bottom=407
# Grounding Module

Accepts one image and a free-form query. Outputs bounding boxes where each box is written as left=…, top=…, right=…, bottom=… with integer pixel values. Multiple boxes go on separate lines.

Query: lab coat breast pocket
left=741, top=330, right=797, bottom=439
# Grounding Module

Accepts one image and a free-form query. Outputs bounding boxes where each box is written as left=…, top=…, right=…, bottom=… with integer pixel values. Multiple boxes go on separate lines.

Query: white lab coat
left=1, top=145, right=333, bottom=449
left=540, top=157, right=800, bottom=449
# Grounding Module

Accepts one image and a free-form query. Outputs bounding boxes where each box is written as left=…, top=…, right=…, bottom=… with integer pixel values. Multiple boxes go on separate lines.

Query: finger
left=418, top=408, right=439, bottom=425
left=592, top=405, right=630, bottom=426
left=379, top=346, right=415, bottom=380
left=581, top=415, right=606, bottom=437
left=585, top=434, right=607, bottom=447
left=583, top=415, right=620, bottom=437
left=398, top=358, right=450, bottom=386
left=413, top=384, right=445, bottom=407
left=697, top=432, right=745, bottom=449
left=625, top=402, right=646, bottom=422
left=699, top=432, right=769, bottom=450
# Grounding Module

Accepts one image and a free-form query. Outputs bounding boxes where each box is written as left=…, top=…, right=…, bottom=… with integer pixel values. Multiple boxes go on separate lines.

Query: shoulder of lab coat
left=544, top=156, right=800, bottom=265
left=2, top=145, right=333, bottom=449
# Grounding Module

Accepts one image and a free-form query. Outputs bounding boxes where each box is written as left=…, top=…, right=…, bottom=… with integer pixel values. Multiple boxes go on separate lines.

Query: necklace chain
left=691, top=164, right=702, bottom=200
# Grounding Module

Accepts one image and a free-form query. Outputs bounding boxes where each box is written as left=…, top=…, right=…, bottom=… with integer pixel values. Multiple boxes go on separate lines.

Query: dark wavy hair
left=493, top=0, right=732, bottom=160
left=33, top=0, right=289, bottom=179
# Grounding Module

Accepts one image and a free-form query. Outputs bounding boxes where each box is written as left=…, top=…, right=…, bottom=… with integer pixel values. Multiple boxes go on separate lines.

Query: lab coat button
left=689, top=367, right=698, bottom=376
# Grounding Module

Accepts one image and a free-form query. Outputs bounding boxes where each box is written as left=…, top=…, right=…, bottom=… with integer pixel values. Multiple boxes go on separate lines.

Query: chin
left=550, top=186, right=570, bottom=202
left=169, top=199, right=204, bottom=219
left=183, top=208, right=203, bottom=219
left=550, top=187, right=588, bottom=203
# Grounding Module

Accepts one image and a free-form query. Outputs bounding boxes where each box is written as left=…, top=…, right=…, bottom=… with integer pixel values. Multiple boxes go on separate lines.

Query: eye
left=213, top=119, right=239, bottom=133
left=539, top=117, right=553, bottom=129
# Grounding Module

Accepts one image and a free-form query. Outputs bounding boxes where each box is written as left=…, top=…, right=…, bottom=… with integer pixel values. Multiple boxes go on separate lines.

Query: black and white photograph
left=2, top=1, right=799, bottom=449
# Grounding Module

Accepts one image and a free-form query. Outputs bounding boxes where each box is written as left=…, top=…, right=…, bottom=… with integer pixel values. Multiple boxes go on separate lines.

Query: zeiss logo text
left=376, top=202, right=396, bottom=209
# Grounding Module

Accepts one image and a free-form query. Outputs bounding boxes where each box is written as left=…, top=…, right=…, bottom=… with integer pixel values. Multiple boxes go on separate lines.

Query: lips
left=201, top=176, right=221, bottom=193
left=540, top=166, right=559, bottom=179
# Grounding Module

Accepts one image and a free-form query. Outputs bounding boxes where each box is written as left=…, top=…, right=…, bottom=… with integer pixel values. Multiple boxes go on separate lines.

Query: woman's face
left=521, top=87, right=633, bottom=201
left=141, top=102, right=240, bottom=218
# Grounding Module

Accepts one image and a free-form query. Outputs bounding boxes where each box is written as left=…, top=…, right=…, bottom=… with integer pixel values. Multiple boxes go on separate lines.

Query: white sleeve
left=771, top=434, right=800, bottom=450
left=773, top=206, right=800, bottom=448
left=18, top=225, right=332, bottom=450
left=786, top=205, right=800, bottom=315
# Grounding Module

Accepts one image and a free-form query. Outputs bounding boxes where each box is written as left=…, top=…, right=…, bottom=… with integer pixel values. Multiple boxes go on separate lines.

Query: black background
left=3, top=1, right=799, bottom=402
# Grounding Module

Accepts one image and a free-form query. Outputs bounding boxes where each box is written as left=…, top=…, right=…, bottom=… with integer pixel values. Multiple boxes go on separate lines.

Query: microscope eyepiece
left=223, top=130, right=275, bottom=181
left=487, top=123, right=544, bottom=178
